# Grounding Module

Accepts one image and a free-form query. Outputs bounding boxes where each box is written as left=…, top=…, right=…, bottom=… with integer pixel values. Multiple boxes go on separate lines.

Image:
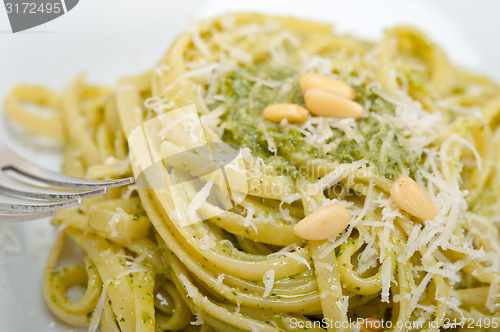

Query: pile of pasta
left=5, top=13, right=500, bottom=332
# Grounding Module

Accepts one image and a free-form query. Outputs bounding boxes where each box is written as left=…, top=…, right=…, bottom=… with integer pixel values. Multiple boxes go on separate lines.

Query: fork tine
left=0, top=172, right=106, bottom=200
left=0, top=193, right=80, bottom=213
left=8, top=163, right=134, bottom=190
left=0, top=210, right=55, bottom=222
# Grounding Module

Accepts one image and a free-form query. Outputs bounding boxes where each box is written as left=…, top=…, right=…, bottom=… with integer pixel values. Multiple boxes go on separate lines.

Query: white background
left=1, top=1, right=500, bottom=331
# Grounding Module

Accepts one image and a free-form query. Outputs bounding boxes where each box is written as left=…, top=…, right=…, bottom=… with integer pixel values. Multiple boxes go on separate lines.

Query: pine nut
left=300, top=73, right=356, bottom=100
left=359, top=318, right=383, bottom=332
left=263, top=103, right=309, bottom=123
left=294, top=204, right=350, bottom=240
left=390, top=176, right=437, bottom=221
left=304, top=89, right=364, bottom=119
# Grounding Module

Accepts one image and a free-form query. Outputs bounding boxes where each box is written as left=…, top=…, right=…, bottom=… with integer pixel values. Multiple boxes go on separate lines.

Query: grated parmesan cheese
left=199, top=235, right=216, bottom=250
left=262, top=270, right=275, bottom=298
left=380, top=259, right=392, bottom=303
left=242, top=206, right=258, bottom=233
left=185, top=180, right=213, bottom=224
left=88, top=280, right=111, bottom=332
left=267, top=245, right=311, bottom=269
left=217, top=274, right=225, bottom=285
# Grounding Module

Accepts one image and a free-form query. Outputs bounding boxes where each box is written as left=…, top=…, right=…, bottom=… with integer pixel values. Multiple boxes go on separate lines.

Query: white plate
left=1, top=1, right=499, bottom=331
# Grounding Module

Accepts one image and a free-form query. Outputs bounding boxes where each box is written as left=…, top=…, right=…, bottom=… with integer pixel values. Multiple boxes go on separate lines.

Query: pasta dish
left=4, top=13, right=500, bottom=332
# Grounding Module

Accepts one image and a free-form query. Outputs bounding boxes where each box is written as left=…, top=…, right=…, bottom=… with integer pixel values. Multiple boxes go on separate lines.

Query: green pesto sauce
left=218, top=66, right=420, bottom=179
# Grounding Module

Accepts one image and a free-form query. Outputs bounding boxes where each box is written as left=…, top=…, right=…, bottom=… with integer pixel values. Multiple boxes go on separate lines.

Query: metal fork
left=0, top=140, right=134, bottom=222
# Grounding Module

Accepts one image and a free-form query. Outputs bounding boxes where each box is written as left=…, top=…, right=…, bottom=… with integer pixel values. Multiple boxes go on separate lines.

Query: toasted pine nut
left=300, top=73, right=356, bottom=100
left=304, top=89, right=364, bottom=119
left=390, top=176, right=437, bottom=221
left=263, top=103, right=309, bottom=123
left=294, top=204, right=350, bottom=240
left=359, top=318, right=383, bottom=332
